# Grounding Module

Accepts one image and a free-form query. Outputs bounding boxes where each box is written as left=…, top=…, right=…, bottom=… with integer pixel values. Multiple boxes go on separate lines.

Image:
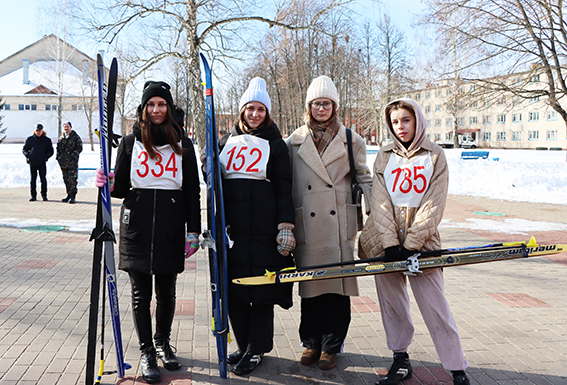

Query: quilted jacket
left=287, top=123, right=372, bottom=298
left=359, top=99, right=448, bottom=258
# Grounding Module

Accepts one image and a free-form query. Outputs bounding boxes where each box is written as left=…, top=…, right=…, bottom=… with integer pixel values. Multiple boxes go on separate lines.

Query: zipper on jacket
left=149, top=190, right=157, bottom=274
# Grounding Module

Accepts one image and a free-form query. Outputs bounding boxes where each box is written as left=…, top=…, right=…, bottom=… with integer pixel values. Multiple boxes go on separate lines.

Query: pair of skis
left=85, top=55, right=128, bottom=384
left=200, top=54, right=231, bottom=379
left=233, top=237, right=566, bottom=285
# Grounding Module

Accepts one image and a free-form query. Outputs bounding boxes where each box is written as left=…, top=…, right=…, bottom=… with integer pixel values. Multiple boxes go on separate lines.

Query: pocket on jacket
left=346, top=203, right=358, bottom=240
left=294, top=207, right=306, bottom=245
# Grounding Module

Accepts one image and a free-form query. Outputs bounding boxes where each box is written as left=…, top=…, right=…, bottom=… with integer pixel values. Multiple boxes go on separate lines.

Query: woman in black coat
left=96, top=81, right=200, bottom=384
left=220, top=77, right=295, bottom=376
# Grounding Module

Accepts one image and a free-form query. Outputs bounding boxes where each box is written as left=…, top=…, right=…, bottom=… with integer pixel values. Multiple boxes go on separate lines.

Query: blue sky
left=0, top=0, right=425, bottom=62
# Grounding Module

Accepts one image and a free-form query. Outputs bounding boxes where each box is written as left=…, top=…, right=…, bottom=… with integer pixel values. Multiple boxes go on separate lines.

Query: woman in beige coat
left=286, top=75, right=372, bottom=370
left=359, top=98, right=470, bottom=385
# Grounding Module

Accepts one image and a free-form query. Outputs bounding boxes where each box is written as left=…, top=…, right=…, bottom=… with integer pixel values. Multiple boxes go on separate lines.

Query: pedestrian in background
left=22, top=123, right=54, bottom=201
left=286, top=75, right=372, bottom=370
left=96, top=81, right=201, bottom=384
left=56, top=121, right=83, bottom=203
left=359, top=98, right=470, bottom=385
left=219, top=77, right=296, bottom=376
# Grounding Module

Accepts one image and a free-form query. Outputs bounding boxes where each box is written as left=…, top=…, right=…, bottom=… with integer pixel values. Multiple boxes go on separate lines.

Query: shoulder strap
left=346, top=128, right=357, bottom=185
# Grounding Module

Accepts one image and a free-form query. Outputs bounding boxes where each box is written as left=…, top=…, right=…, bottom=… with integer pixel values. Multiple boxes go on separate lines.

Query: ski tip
left=527, top=236, right=538, bottom=247
left=124, top=362, right=132, bottom=370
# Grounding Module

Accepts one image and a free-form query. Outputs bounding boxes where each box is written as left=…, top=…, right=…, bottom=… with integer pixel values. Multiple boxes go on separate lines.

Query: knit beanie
left=141, top=81, right=174, bottom=109
left=305, top=75, right=339, bottom=112
left=239, top=77, right=271, bottom=114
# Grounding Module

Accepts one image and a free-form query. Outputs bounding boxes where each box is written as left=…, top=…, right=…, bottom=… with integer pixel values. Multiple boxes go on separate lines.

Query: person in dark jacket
left=23, top=124, right=54, bottom=201
left=56, top=121, right=83, bottom=203
left=220, top=77, right=295, bottom=376
left=95, top=81, right=201, bottom=384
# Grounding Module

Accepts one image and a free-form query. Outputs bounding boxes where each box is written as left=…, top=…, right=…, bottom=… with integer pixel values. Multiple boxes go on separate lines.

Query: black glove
left=384, top=246, right=402, bottom=262
left=401, top=247, right=418, bottom=260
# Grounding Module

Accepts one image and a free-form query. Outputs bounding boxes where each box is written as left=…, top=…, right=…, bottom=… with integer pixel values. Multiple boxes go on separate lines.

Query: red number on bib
left=246, top=147, right=263, bottom=172
left=137, top=151, right=149, bottom=177
left=413, top=166, right=427, bottom=193
left=391, top=166, right=428, bottom=194
left=151, top=152, right=164, bottom=177
left=165, top=152, right=177, bottom=178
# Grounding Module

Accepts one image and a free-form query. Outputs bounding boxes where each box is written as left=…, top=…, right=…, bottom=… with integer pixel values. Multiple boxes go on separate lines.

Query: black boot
left=42, top=195, right=48, bottom=201
left=141, top=346, right=161, bottom=383
left=233, top=351, right=263, bottom=376
left=376, top=352, right=412, bottom=385
left=228, top=350, right=244, bottom=365
left=68, top=194, right=76, bottom=204
left=61, top=195, right=70, bottom=202
left=155, top=340, right=181, bottom=371
left=452, top=371, right=470, bottom=385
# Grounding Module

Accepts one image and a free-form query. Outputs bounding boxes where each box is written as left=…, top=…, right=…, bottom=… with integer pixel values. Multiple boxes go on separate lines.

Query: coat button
left=308, top=185, right=312, bottom=190
left=330, top=210, right=336, bottom=215
left=327, top=184, right=333, bottom=188
left=310, top=212, right=316, bottom=217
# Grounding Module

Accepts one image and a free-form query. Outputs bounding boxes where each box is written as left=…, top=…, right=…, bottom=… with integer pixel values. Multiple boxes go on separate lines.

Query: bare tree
left=423, top=0, right=567, bottom=143
left=76, top=0, right=354, bottom=149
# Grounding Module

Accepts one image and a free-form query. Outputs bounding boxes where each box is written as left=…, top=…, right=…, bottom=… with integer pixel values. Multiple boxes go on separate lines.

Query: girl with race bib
left=220, top=77, right=295, bottom=376
left=359, top=99, right=470, bottom=385
left=286, top=76, right=372, bottom=371
left=95, top=81, right=201, bottom=384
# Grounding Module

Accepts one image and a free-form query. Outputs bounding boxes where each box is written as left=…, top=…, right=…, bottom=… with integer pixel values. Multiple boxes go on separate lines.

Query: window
left=529, top=131, right=539, bottom=140
left=497, top=114, right=506, bottom=123
left=547, top=111, right=557, bottom=121
left=435, top=119, right=441, bottom=127
left=470, top=84, right=477, bottom=91
left=512, top=131, right=521, bottom=141
left=0, top=104, right=9, bottom=110
left=497, top=98, right=505, bottom=106
left=426, top=120, right=431, bottom=127
left=434, top=133, right=441, bottom=141
left=415, top=93, right=421, bottom=101
left=483, top=132, right=491, bottom=141
left=435, top=89, right=442, bottom=97
left=483, top=100, right=490, bottom=108
left=470, top=116, right=478, bottom=124
left=529, top=96, right=540, bottom=103
left=483, top=115, right=491, bottom=124
left=497, top=132, right=506, bottom=140
left=71, top=104, right=84, bottom=111
left=446, top=89, right=451, bottom=96
left=446, top=118, right=452, bottom=126
left=18, top=104, right=36, bottom=111
left=529, top=112, right=539, bottom=121
left=45, top=104, right=57, bottom=111
left=530, top=74, right=540, bottom=83
left=470, top=101, right=478, bottom=108
left=435, top=104, right=441, bottom=112
left=456, top=117, right=464, bottom=126
left=445, top=132, right=453, bottom=141
left=512, top=113, right=522, bottom=122
left=424, top=105, right=431, bottom=113
left=547, top=130, right=558, bottom=140
left=425, top=91, right=431, bottom=99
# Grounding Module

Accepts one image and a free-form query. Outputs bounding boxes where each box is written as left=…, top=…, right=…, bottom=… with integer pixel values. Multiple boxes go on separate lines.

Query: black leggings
left=129, top=271, right=177, bottom=350
left=228, top=297, right=274, bottom=355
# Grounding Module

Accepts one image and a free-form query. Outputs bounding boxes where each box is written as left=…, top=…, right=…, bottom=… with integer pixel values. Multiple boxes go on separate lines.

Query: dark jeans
left=129, top=271, right=178, bottom=350
left=29, top=163, right=47, bottom=198
left=228, top=296, right=274, bottom=355
left=299, top=293, right=351, bottom=354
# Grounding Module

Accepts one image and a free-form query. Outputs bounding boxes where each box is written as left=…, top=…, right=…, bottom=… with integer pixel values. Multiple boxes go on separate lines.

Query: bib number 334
left=384, top=152, right=433, bottom=207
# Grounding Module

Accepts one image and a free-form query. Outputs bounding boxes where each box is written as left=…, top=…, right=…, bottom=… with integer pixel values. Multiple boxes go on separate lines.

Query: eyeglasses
left=310, top=101, right=333, bottom=110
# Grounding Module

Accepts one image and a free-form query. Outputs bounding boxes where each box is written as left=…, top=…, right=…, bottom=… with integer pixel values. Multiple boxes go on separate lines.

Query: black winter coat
left=111, top=121, right=201, bottom=275
left=56, top=130, right=83, bottom=169
left=221, top=123, right=295, bottom=309
left=23, top=134, right=54, bottom=166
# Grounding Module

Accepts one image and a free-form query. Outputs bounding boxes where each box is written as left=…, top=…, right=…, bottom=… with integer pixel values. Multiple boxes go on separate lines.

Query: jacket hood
left=385, top=98, right=427, bottom=156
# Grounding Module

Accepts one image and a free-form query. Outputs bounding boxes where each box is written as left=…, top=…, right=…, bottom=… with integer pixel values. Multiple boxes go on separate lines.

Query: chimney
left=22, top=59, right=29, bottom=84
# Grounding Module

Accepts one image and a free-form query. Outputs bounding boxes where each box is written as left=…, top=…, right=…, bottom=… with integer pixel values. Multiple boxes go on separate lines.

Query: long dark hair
left=137, top=103, right=183, bottom=159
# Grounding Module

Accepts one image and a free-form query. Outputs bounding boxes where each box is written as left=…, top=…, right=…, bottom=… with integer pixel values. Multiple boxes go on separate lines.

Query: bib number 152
left=225, top=146, right=263, bottom=173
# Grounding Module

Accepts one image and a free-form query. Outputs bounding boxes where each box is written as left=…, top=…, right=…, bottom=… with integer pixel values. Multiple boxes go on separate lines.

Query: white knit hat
left=239, top=77, right=271, bottom=114
left=305, top=75, right=340, bottom=112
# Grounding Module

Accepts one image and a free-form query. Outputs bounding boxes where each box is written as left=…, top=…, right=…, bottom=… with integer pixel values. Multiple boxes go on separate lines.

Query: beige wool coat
left=286, top=123, right=372, bottom=298
left=359, top=137, right=448, bottom=258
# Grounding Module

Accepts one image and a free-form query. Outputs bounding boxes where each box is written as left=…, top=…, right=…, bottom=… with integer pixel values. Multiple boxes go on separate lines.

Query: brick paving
left=0, top=187, right=566, bottom=384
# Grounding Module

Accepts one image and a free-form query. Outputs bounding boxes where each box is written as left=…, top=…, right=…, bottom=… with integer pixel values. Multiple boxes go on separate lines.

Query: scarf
left=309, top=116, right=339, bottom=155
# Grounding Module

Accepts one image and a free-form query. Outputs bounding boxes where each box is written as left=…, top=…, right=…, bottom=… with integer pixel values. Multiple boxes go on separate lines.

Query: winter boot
left=376, top=352, right=412, bottom=385
left=155, top=340, right=181, bottom=371
left=140, top=346, right=161, bottom=383
left=318, top=352, right=337, bottom=370
left=233, top=351, right=263, bottom=376
left=228, top=350, right=244, bottom=365
left=300, top=348, right=321, bottom=366
left=42, top=195, right=48, bottom=201
left=68, top=194, right=76, bottom=204
left=452, top=371, right=471, bottom=385
left=61, top=195, right=70, bottom=202
left=29, top=196, right=37, bottom=202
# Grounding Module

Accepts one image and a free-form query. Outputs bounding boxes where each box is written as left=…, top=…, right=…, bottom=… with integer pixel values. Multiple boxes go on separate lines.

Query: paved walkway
left=0, top=187, right=566, bottom=385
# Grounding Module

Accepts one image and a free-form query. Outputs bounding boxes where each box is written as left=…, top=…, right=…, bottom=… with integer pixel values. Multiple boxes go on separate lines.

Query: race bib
left=130, top=140, right=183, bottom=189
left=219, top=135, right=270, bottom=180
left=384, top=152, right=433, bottom=207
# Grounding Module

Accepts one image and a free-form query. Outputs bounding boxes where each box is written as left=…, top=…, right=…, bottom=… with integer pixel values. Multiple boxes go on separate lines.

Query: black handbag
left=346, top=129, right=364, bottom=231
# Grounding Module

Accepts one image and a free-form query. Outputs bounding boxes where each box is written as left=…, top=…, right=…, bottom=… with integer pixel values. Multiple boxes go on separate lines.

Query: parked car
left=460, top=136, right=477, bottom=149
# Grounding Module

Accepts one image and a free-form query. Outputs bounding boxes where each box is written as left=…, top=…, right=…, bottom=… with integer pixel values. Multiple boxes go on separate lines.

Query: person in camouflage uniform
left=56, top=121, right=83, bottom=203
